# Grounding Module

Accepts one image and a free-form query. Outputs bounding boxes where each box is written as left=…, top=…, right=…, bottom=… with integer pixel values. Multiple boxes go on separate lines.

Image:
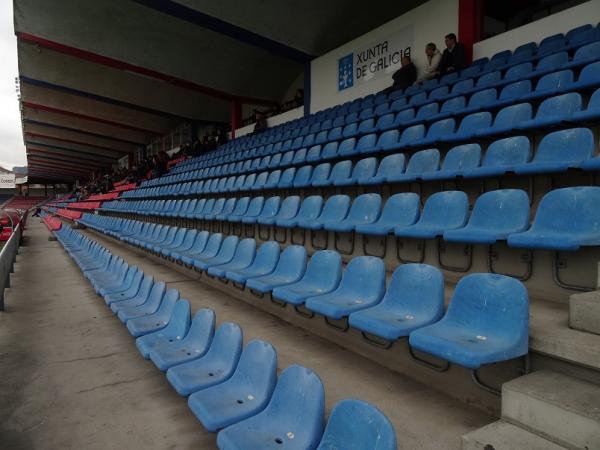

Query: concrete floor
left=0, top=220, right=493, bottom=449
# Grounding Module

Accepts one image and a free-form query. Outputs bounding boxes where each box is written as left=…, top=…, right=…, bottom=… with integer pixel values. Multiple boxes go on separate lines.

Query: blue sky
left=0, top=1, right=27, bottom=170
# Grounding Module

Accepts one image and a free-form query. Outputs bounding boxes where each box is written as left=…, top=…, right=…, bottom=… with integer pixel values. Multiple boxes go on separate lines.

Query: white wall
left=473, top=0, right=600, bottom=59
left=235, top=106, right=304, bottom=138
left=310, top=0, right=459, bottom=112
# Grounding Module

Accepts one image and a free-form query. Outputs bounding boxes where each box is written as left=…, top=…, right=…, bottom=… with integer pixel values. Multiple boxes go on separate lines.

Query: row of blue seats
left=128, top=127, right=599, bottom=196
left=168, top=40, right=600, bottom=175
left=165, top=76, right=600, bottom=180
left=63, top=221, right=529, bottom=373
left=94, top=186, right=600, bottom=255
left=53, top=226, right=398, bottom=449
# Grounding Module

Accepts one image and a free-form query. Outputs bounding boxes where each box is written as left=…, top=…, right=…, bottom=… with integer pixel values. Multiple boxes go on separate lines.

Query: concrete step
left=502, top=371, right=600, bottom=450
left=569, top=291, right=600, bottom=335
left=462, top=420, right=567, bottom=450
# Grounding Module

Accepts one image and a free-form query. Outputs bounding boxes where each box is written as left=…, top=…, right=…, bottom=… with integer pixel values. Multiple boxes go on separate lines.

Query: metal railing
left=0, top=212, right=26, bottom=311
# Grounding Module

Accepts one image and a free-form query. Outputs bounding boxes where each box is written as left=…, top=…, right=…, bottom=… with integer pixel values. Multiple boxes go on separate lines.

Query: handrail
left=0, top=211, right=26, bottom=310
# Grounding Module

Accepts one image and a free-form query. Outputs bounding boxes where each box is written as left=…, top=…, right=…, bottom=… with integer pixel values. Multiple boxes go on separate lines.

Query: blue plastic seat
left=277, top=167, right=297, bottom=188
left=444, top=190, right=530, bottom=244
left=388, top=125, right=425, bottom=151
left=299, top=195, right=350, bottom=230
left=292, top=165, right=314, bottom=188
left=259, top=195, right=301, bottom=226
left=172, top=231, right=210, bottom=264
left=149, top=308, right=216, bottom=371
left=226, top=197, right=251, bottom=222
left=313, top=160, right=351, bottom=188
left=248, top=196, right=282, bottom=225
left=462, top=88, right=497, bottom=114
left=324, top=193, right=381, bottom=233
left=387, top=148, right=440, bottom=183
left=126, top=289, right=181, bottom=337
left=272, top=250, right=342, bottom=306
left=395, top=191, right=469, bottom=239
left=524, top=69, right=573, bottom=101
left=166, top=322, right=243, bottom=396
left=515, top=127, right=594, bottom=174
left=445, top=112, right=492, bottom=142
left=349, top=264, right=444, bottom=341
left=333, top=157, right=378, bottom=187
left=417, top=118, right=456, bottom=146
left=316, top=399, right=397, bottom=450
left=356, top=193, right=420, bottom=236
left=193, top=235, right=239, bottom=271
left=245, top=245, right=307, bottom=293
left=207, top=238, right=257, bottom=279
left=462, top=136, right=530, bottom=179
left=309, top=163, right=332, bottom=187
left=409, top=273, right=529, bottom=370
left=519, top=93, right=582, bottom=130
left=568, top=62, right=600, bottom=91
left=239, top=197, right=266, bottom=224
left=113, top=280, right=165, bottom=318
left=474, top=103, right=532, bottom=137
left=188, top=340, right=277, bottom=432
left=421, top=144, right=481, bottom=180
left=136, top=299, right=191, bottom=358
left=563, top=41, right=600, bottom=68
left=507, top=186, right=600, bottom=251
left=225, top=241, right=280, bottom=285
left=359, top=154, right=405, bottom=186
left=276, top=195, right=323, bottom=228
left=105, top=273, right=153, bottom=306
left=572, top=87, right=600, bottom=123
left=305, top=256, right=385, bottom=320
left=216, top=365, right=325, bottom=450
left=490, top=80, right=531, bottom=108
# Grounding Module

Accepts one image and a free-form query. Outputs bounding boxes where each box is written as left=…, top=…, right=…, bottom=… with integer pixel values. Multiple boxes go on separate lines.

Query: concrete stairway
left=569, top=264, right=600, bottom=335
left=463, top=370, right=600, bottom=450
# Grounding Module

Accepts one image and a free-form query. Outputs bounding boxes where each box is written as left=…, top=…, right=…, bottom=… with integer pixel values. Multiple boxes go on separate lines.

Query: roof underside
left=14, top=0, right=426, bottom=182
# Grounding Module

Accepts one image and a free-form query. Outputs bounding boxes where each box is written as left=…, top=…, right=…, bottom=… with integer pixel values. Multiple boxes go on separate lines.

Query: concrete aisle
left=0, top=220, right=493, bottom=449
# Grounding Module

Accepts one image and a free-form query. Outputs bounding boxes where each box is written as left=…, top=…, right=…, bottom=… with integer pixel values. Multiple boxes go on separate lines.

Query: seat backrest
left=275, top=245, right=307, bottom=278
left=347, top=193, right=382, bottom=223
left=202, top=233, right=224, bottom=255
left=468, top=189, right=530, bottom=232
left=321, top=141, right=339, bottom=160
left=467, top=88, right=497, bottom=108
left=302, top=250, right=342, bottom=289
left=415, top=103, right=439, bottom=120
left=566, top=24, right=592, bottom=42
left=380, top=193, right=420, bottom=226
left=251, top=241, right=281, bottom=272
left=377, top=130, right=399, bottom=149
left=352, top=157, right=378, bottom=180
left=399, top=124, right=425, bottom=144
left=376, top=153, right=405, bottom=178
left=441, top=96, right=466, bottom=113
left=297, top=195, right=324, bottom=221
left=457, top=112, right=492, bottom=134
left=444, top=273, right=528, bottom=350
left=245, top=197, right=265, bottom=217
left=311, top=163, right=332, bottom=184
left=492, top=103, right=532, bottom=128
left=429, top=86, right=448, bottom=100
left=483, top=136, right=531, bottom=167
left=588, top=87, right=600, bottom=109
left=405, top=149, right=440, bottom=176
left=316, top=399, right=397, bottom=450
left=319, top=195, right=351, bottom=221
left=260, top=197, right=282, bottom=218
left=329, top=160, right=353, bottom=182
left=419, top=191, right=469, bottom=228
left=263, top=365, right=325, bottom=449
left=279, top=167, right=297, bottom=186
left=499, top=80, right=531, bottom=100
left=573, top=41, right=600, bottom=62
left=277, top=196, right=301, bottom=219
left=425, top=118, right=455, bottom=139
left=265, top=170, right=281, bottom=186
left=536, top=92, right=582, bottom=119
left=355, top=134, right=377, bottom=153
left=477, top=71, right=501, bottom=87
left=336, top=256, right=386, bottom=301
left=533, top=127, right=594, bottom=163
left=538, top=69, right=574, bottom=92
left=231, top=197, right=250, bottom=216
left=230, top=340, right=277, bottom=394
left=384, top=263, right=444, bottom=321
left=306, top=144, right=322, bottom=162
left=293, top=165, right=314, bottom=186
left=441, top=144, right=481, bottom=171
left=205, top=322, right=243, bottom=366
left=216, top=235, right=239, bottom=260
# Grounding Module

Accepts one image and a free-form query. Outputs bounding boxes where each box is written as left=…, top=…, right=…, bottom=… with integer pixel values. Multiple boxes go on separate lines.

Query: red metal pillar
left=230, top=100, right=242, bottom=139
left=458, top=0, right=485, bottom=64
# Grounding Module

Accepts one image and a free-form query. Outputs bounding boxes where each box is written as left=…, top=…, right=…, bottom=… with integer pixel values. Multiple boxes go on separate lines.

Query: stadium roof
left=14, top=0, right=425, bottom=182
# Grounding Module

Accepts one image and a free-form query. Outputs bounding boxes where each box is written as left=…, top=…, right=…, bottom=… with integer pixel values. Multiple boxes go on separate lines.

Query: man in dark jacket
left=436, top=33, right=466, bottom=77
left=387, top=56, right=417, bottom=93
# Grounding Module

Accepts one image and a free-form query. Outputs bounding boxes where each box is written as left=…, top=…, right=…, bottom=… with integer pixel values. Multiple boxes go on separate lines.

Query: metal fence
left=0, top=212, right=26, bottom=311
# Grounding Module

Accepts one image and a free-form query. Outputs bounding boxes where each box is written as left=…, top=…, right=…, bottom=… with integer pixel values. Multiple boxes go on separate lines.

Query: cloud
left=0, top=2, right=27, bottom=170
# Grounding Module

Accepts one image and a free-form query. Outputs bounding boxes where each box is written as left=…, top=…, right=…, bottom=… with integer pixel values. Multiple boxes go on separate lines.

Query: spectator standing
left=436, top=33, right=466, bottom=77
left=416, top=43, right=442, bottom=83
left=253, top=111, right=268, bottom=133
